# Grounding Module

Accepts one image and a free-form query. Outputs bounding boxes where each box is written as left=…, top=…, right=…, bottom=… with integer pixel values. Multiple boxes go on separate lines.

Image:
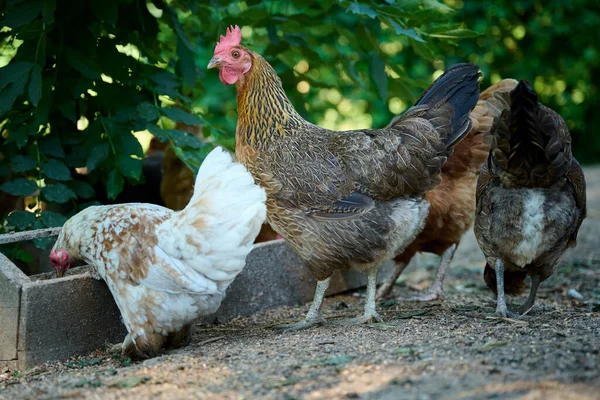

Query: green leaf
left=410, top=38, right=436, bottom=61
left=161, top=107, right=202, bottom=126
left=0, top=0, right=43, bottom=29
left=40, top=159, right=72, bottom=181
left=137, top=102, right=159, bottom=122
left=116, top=133, right=144, bottom=158
left=86, top=142, right=110, bottom=171
left=28, top=64, right=43, bottom=107
left=40, top=210, right=67, bottom=227
left=65, top=48, right=101, bottom=79
left=0, top=179, right=38, bottom=196
left=58, top=101, right=77, bottom=122
left=106, top=170, right=124, bottom=200
left=0, top=62, right=33, bottom=92
left=428, top=29, right=480, bottom=39
left=42, top=0, right=56, bottom=24
left=347, top=3, right=377, bottom=19
left=386, top=20, right=426, bottom=43
left=6, top=211, right=36, bottom=230
left=117, top=155, right=142, bottom=180
left=38, top=137, right=65, bottom=158
left=42, top=183, right=76, bottom=203
left=150, top=71, right=179, bottom=89
left=11, top=155, right=37, bottom=172
left=177, top=37, right=196, bottom=91
left=68, top=181, right=95, bottom=199
left=169, top=130, right=204, bottom=149
left=146, top=124, right=170, bottom=142
left=0, top=65, right=32, bottom=115
left=370, top=52, right=388, bottom=101
left=5, top=126, right=29, bottom=148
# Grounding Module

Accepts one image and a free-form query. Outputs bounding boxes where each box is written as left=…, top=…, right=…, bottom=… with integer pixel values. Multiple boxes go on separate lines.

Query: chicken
left=49, top=147, right=266, bottom=358
left=474, top=80, right=586, bottom=318
left=207, top=26, right=480, bottom=329
left=155, top=124, right=280, bottom=243
left=376, top=79, right=519, bottom=301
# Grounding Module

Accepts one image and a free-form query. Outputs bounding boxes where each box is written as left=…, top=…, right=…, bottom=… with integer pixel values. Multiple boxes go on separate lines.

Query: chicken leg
left=332, top=267, right=383, bottom=326
left=517, top=274, right=542, bottom=315
left=494, top=259, right=519, bottom=318
left=391, top=244, right=457, bottom=302
left=273, top=277, right=331, bottom=331
left=376, top=261, right=409, bottom=299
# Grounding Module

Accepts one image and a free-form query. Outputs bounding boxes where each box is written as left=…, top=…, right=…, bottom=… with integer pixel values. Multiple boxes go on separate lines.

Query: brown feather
left=234, top=51, right=481, bottom=282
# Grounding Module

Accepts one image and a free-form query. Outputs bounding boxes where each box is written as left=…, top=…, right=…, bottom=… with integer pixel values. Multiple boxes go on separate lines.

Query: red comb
left=214, top=25, right=242, bottom=55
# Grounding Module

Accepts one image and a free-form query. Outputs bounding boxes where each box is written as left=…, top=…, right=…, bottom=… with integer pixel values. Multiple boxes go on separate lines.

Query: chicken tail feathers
left=414, top=63, right=482, bottom=148
left=489, top=79, right=573, bottom=188
left=175, top=147, right=267, bottom=249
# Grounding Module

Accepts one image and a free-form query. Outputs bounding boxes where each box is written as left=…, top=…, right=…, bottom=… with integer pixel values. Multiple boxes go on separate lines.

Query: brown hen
left=377, top=79, right=519, bottom=301
left=208, top=26, right=480, bottom=329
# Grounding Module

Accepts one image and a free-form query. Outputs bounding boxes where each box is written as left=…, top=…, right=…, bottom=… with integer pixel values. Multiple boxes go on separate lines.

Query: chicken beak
left=207, top=57, right=222, bottom=69
left=56, top=270, right=64, bottom=278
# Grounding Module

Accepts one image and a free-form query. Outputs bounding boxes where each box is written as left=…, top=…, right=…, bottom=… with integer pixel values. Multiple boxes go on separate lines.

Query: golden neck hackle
left=235, top=52, right=306, bottom=149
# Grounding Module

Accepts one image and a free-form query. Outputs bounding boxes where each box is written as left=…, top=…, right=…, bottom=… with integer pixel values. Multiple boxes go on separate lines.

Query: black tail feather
left=415, top=63, right=482, bottom=147
left=489, top=79, right=572, bottom=187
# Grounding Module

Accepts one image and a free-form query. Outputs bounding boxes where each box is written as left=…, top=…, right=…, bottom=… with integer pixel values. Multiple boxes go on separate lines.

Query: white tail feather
left=163, top=146, right=266, bottom=253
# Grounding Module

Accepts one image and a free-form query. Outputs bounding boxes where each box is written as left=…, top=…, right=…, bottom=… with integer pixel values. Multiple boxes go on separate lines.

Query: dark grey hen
left=475, top=80, right=587, bottom=318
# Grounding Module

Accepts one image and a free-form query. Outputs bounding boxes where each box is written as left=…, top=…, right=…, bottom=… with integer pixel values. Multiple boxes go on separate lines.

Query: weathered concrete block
left=0, top=253, right=29, bottom=370
left=18, top=273, right=126, bottom=369
left=1, top=240, right=395, bottom=369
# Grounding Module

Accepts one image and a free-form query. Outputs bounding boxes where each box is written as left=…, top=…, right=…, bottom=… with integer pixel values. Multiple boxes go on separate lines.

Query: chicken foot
left=332, top=267, right=383, bottom=326
left=494, top=259, right=519, bottom=318
left=273, top=277, right=331, bottom=331
left=517, top=274, right=541, bottom=315
left=393, top=244, right=458, bottom=302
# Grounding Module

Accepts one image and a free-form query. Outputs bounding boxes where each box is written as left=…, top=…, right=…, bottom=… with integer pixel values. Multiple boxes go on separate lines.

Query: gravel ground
left=0, top=259, right=598, bottom=400
left=1, top=167, right=599, bottom=400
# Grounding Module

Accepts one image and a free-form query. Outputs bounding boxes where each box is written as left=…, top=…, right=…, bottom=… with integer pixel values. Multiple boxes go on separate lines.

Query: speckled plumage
left=228, top=47, right=480, bottom=324
left=474, top=80, right=586, bottom=317
left=51, top=147, right=266, bottom=357
left=378, top=79, right=519, bottom=301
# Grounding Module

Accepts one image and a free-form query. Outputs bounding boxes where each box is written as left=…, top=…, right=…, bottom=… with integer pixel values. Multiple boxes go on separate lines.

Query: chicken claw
left=332, top=268, right=384, bottom=326
left=272, top=278, right=331, bottom=331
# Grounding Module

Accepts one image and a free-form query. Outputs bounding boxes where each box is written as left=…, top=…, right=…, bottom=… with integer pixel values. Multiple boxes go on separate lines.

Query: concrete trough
left=0, top=239, right=396, bottom=370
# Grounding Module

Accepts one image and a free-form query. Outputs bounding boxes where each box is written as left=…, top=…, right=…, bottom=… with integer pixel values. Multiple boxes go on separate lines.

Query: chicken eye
left=232, top=51, right=240, bottom=59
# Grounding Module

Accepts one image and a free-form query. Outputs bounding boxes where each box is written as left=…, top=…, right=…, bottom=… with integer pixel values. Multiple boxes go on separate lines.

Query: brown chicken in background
left=377, top=79, right=518, bottom=301
left=208, top=26, right=480, bottom=329
left=474, top=80, right=586, bottom=318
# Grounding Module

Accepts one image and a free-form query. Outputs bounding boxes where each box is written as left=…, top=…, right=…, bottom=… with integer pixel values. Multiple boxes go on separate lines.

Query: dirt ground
left=0, top=257, right=598, bottom=400
left=1, top=167, right=599, bottom=399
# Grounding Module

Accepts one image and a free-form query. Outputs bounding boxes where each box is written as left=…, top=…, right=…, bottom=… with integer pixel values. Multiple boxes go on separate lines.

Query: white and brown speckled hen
left=49, top=147, right=266, bottom=358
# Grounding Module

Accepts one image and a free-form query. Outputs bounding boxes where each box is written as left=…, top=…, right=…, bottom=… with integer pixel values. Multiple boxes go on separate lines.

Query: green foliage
left=0, top=0, right=208, bottom=251
left=452, top=0, right=600, bottom=164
